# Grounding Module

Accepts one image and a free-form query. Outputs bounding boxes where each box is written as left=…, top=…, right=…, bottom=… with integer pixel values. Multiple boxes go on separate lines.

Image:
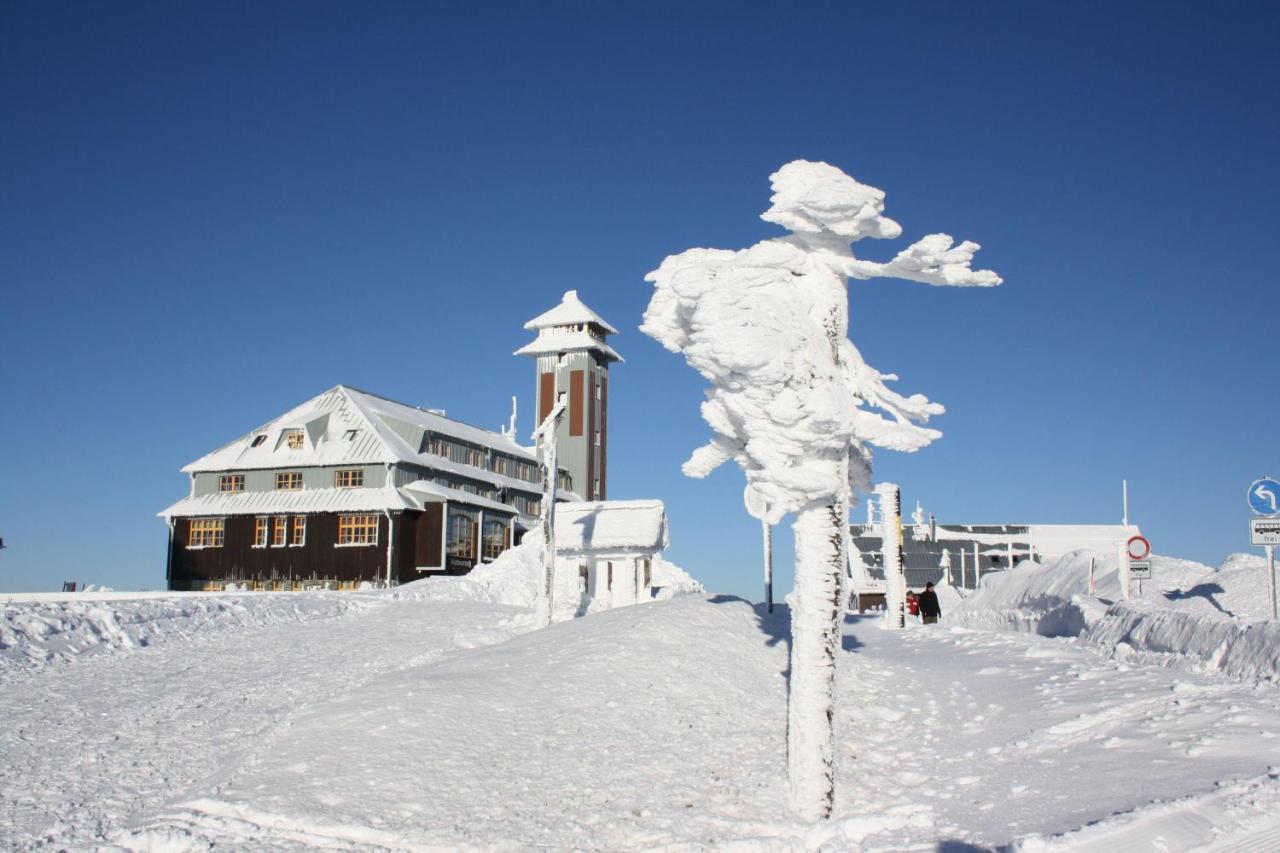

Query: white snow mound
left=949, top=550, right=1280, bottom=682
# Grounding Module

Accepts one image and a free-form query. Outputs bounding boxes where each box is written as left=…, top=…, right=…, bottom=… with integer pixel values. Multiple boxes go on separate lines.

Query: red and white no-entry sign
left=1127, top=535, right=1151, bottom=561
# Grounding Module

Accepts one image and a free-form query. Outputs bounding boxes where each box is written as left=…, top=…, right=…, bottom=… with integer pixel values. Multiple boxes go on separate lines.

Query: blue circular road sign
left=1249, top=478, right=1280, bottom=516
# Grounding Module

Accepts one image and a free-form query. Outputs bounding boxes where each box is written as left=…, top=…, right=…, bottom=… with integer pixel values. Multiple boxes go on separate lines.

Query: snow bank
left=394, top=530, right=703, bottom=612
left=949, top=550, right=1280, bottom=682
left=0, top=592, right=377, bottom=678
left=650, top=554, right=704, bottom=598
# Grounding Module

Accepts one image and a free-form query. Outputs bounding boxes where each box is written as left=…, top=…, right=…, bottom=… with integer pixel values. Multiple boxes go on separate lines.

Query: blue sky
left=2, top=1, right=1277, bottom=596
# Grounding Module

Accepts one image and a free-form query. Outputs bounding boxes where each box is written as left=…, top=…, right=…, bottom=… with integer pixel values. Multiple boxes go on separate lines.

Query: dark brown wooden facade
left=167, top=504, right=501, bottom=591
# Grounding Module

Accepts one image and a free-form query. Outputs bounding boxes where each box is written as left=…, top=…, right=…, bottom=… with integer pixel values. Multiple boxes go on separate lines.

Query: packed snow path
left=4, top=593, right=1280, bottom=850
left=0, top=594, right=530, bottom=850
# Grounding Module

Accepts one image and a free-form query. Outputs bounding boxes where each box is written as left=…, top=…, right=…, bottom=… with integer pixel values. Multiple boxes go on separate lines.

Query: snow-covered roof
left=554, top=500, right=667, bottom=555
left=159, top=486, right=417, bottom=518
left=181, top=386, right=541, bottom=478
left=402, top=479, right=533, bottom=519
left=159, top=481, right=538, bottom=524
left=513, top=332, right=623, bottom=362
left=523, top=290, right=618, bottom=334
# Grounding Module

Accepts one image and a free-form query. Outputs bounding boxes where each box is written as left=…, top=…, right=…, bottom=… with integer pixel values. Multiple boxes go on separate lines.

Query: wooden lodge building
left=160, top=291, right=621, bottom=591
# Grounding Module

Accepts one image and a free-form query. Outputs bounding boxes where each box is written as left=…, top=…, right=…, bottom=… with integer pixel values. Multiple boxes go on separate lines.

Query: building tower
left=516, top=290, right=621, bottom=501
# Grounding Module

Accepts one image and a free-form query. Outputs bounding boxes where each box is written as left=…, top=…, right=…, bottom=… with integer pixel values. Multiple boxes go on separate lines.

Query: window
left=285, top=429, right=305, bottom=450
left=219, top=474, right=245, bottom=493
left=337, top=514, right=379, bottom=546
left=290, top=515, right=306, bottom=546
left=250, top=434, right=267, bottom=447
left=513, top=494, right=540, bottom=516
left=272, top=515, right=288, bottom=547
left=446, top=507, right=479, bottom=559
left=482, top=517, right=509, bottom=560
left=334, top=468, right=364, bottom=488
left=276, top=472, right=302, bottom=490
left=253, top=516, right=269, bottom=547
left=188, top=517, right=224, bottom=548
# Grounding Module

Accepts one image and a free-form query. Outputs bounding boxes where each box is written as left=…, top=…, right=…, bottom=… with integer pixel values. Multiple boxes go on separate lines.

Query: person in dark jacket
left=918, top=581, right=942, bottom=624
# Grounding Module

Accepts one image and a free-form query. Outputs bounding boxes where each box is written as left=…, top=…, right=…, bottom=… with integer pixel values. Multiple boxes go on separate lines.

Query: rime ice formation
left=642, top=160, right=1000, bottom=525
left=642, top=160, right=1000, bottom=820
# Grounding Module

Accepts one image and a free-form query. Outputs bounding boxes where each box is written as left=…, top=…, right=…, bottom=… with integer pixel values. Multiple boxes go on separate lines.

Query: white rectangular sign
left=1252, top=518, right=1280, bottom=546
left=1128, top=560, right=1152, bottom=579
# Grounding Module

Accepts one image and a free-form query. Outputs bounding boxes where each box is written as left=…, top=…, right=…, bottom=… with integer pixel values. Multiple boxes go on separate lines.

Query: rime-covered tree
left=642, top=160, right=1000, bottom=819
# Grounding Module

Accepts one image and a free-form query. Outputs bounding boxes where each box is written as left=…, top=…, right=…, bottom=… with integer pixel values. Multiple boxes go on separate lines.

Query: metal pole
left=1089, top=556, right=1096, bottom=596
left=1118, top=542, right=1130, bottom=601
left=1123, top=479, right=1129, bottom=528
left=763, top=520, right=773, bottom=614
left=1269, top=544, right=1277, bottom=620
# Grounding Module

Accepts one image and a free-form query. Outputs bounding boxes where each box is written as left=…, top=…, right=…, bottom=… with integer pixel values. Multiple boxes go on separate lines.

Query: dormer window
left=285, top=429, right=305, bottom=450
left=250, top=434, right=267, bottom=447
left=218, top=474, right=244, bottom=493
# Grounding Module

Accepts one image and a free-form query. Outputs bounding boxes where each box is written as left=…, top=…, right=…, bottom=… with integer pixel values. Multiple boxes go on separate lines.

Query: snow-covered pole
left=535, top=398, right=567, bottom=626
left=1007, top=537, right=1014, bottom=570
left=940, top=548, right=952, bottom=587
left=763, top=520, right=774, bottom=614
left=959, top=549, right=967, bottom=589
left=877, top=483, right=905, bottom=629
left=973, top=542, right=982, bottom=586
left=1118, top=542, right=1131, bottom=600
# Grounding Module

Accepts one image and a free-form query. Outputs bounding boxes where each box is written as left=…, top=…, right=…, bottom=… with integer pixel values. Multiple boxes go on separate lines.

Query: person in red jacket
left=907, top=590, right=920, bottom=617
left=918, top=581, right=942, bottom=625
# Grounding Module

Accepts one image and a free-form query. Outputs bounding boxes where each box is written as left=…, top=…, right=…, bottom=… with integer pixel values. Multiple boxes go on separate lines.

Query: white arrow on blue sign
left=1249, top=478, right=1280, bottom=517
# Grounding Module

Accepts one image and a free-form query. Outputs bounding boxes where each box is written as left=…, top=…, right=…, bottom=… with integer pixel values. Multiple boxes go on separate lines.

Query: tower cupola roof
left=522, top=290, right=619, bottom=334
left=516, top=290, right=622, bottom=362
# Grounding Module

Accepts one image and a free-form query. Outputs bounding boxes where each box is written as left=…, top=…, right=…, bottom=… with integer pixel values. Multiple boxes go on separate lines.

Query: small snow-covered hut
left=555, top=500, right=668, bottom=607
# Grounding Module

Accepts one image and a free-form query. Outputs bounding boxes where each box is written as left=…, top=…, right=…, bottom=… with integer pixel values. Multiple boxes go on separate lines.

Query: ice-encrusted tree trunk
left=642, top=160, right=999, bottom=820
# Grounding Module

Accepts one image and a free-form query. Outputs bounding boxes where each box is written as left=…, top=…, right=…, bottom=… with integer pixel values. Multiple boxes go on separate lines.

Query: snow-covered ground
left=3, top=546, right=1280, bottom=850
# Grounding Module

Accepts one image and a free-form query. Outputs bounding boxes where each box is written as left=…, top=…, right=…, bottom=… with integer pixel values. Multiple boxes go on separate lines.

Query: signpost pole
left=1269, top=544, right=1277, bottom=621
left=1088, top=556, right=1096, bottom=596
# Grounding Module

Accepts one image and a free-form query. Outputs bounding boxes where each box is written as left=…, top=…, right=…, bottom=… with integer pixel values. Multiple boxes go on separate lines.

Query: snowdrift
left=0, top=592, right=376, bottom=678
left=949, top=551, right=1280, bottom=682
